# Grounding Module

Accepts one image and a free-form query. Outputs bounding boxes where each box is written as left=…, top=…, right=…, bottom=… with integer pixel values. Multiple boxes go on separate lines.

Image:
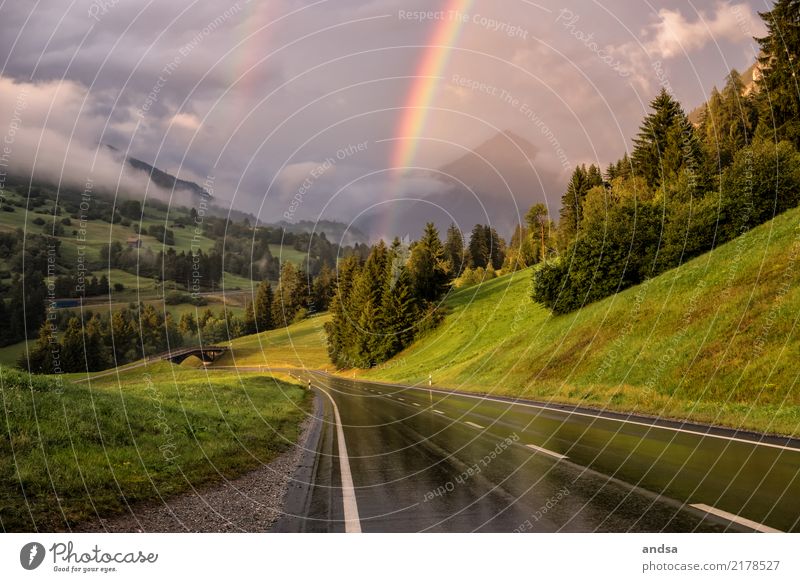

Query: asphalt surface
left=274, top=372, right=800, bottom=533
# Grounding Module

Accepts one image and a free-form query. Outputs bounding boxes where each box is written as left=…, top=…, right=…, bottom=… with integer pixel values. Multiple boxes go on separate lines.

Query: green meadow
left=0, top=362, right=311, bottom=531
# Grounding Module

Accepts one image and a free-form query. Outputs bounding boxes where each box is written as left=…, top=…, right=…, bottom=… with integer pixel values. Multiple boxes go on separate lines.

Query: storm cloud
left=0, top=0, right=767, bottom=238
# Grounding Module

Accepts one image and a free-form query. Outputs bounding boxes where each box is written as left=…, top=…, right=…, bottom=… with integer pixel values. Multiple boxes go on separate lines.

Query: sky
left=0, top=0, right=769, bottom=239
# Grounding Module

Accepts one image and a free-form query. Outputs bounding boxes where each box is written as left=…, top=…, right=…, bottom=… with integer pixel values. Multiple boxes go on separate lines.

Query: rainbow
left=392, top=0, right=474, bottom=171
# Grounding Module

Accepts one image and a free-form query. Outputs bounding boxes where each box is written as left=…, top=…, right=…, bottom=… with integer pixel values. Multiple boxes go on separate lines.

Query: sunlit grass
left=365, top=206, right=800, bottom=437
left=214, top=315, right=331, bottom=370
left=0, top=362, right=311, bottom=531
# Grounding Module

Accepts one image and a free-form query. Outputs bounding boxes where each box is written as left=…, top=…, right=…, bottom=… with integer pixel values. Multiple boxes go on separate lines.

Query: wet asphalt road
left=274, top=372, right=800, bottom=533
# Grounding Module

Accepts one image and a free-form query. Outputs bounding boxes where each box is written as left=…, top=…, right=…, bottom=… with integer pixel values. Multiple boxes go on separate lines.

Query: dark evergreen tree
left=325, top=255, right=361, bottom=368
left=557, top=165, right=603, bottom=251
left=376, top=267, right=417, bottom=361
left=755, top=0, right=800, bottom=147
left=467, top=224, right=489, bottom=268
left=444, top=223, right=466, bottom=276
left=21, top=322, right=57, bottom=373
left=242, top=302, right=256, bottom=335
left=700, top=71, right=756, bottom=171
left=409, top=223, right=449, bottom=303
left=85, top=314, right=109, bottom=371
left=632, top=89, right=704, bottom=190
left=254, top=279, right=274, bottom=331
left=61, top=317, right=85, bottom=372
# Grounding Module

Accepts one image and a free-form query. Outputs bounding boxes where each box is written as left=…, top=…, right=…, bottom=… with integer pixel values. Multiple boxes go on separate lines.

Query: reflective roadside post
left=429, top=373, right=433, bottom=404
left=307, top=379, right=311, bottom=391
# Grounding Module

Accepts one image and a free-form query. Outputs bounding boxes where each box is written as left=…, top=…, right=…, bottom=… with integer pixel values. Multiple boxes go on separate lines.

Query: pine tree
left=242, top=302, right=256, bottom=335
left=61, top=317, right=85, bottom=372
left=272, top=262, right=306, bottom=327
left=21, top=321, right=57, bottom=373
left=254, top=279, right=274, bottom=331
left=375, top=267, right=417, bottom=361
left=443, top=223, right=466, bottom=276
left=110, top=310, right=133, bottom=365
left=325, top=255, right=361, bottom=368
left=632, top=89, right=703, bottom=189
left=701, top=71, right=756, bottom=170
left=467, top=224, right=489, bottom=268
left=485, top=226, right=506, bottom=270
left=755, top=0, right=800, bottom=147
left=311, top=264, right=335, bottom=312
left=179, top=312, right=198, bottom=336
left=85, top=314, right=109, bottom=371
left=409, top=223, right=449, bottom=302
left=557, top=164, right=603, bottom=250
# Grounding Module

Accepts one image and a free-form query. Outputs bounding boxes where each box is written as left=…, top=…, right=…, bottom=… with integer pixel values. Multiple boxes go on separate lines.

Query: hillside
left=0, top=363, right=311, bottom=531
left=363, top=204, right=800, bottom=437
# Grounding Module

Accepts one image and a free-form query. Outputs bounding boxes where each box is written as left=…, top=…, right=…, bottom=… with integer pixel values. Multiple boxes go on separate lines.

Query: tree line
left=530, top=0, right=800, bottom=314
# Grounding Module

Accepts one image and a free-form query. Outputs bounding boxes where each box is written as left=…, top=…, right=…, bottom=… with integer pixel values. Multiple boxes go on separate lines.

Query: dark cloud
left=0, top=0, right=766, bottom=238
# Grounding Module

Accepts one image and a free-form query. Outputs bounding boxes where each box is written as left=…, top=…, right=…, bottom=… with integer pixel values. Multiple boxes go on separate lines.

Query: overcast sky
left=0, top=0, right=769, bottom=237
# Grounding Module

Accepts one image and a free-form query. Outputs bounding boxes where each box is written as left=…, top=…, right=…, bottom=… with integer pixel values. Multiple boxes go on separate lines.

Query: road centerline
left=525, top=443, right=568, bottom=460
left=690, top=503, right=782, bottom=533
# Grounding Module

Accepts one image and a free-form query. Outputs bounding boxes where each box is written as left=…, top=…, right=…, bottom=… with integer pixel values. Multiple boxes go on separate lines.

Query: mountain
left=125, top=155, right=212, bottom=202
left=352, top=130, right=561, bottom=240
left=438, top=129, right=542, bottom=203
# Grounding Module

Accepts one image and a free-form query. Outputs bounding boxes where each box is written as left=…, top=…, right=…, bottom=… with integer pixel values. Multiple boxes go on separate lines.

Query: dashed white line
left=397, top=397, right=405, bottom=401
left=412, top=403, right=420, bottom=407
left=364, top=379, right=800, bottom=453
left=465, top=421, right=484, bottom=429
left=690, top=503, right=782, bottom=533
left=433, top=409, right=445, bottom=415
left=525, top=443, right=568, bottom=460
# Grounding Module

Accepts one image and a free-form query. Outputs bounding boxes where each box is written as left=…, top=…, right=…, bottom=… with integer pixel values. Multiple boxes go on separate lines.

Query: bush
left=1, top=205, right=13, bottom=212
left=531, top=258, right=574, bottom=314
left=32, top=217, right=45, bottom=226
left=292, top=307, right=308, bottom=325
left=164, top=291, right=192, bottom=305
left=720, top=139, right=800, bottom=241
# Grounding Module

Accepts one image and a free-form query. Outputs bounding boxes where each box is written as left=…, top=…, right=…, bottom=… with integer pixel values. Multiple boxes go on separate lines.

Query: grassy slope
left=214, top=314, right=331, bottom=370
left=365, top=206, right=800, bottom=437
left=0, top=362, right=311, bottom=531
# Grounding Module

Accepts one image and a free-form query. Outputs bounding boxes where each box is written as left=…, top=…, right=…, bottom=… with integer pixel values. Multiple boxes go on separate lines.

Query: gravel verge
left=76, top=396, right=320, bottom=533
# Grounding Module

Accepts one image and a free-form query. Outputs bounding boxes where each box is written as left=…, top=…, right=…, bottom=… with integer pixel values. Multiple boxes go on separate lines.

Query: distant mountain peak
left=103, top=144, right=211, bottom=202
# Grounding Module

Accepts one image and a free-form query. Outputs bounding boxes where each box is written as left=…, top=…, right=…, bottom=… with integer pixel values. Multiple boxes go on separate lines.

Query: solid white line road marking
left=314, top=382, right=362, bottom=533
left=525, top=443, right=568, bottom=460
left=364, top=379, right=800, bottom=453
left=465, top=421, right=484, bottom=429
left=690, top=503, right=782, bottom=533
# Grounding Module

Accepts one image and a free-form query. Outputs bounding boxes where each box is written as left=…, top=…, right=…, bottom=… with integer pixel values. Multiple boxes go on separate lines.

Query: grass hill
left=362, top=204, right=800, bottom=437
left=0, top=362, right=311, bottom=531
left=214, top=314, right=331, bottom=370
